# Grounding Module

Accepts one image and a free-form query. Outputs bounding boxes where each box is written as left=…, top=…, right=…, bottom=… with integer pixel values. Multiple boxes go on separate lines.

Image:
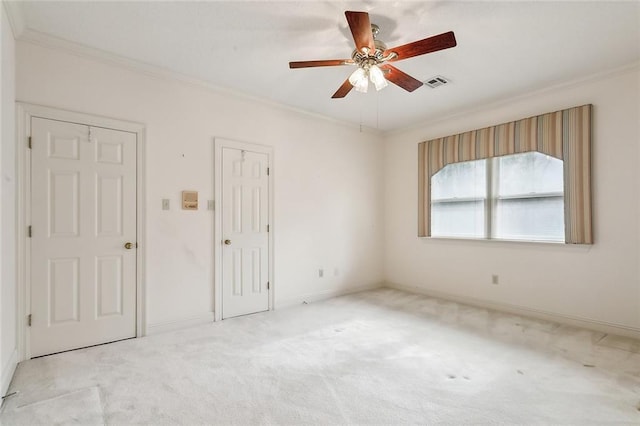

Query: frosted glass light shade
left=349, top=68, right=369, bottom=93
left=369, top=65, right=388, bottom=91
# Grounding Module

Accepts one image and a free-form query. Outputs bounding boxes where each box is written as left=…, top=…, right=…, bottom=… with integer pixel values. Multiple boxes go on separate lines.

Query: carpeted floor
left=1, top=288, right=639, bottom=424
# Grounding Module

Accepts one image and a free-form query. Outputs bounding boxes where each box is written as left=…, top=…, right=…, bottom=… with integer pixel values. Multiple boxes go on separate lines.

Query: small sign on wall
left=182, top=191, right=198, bottom=210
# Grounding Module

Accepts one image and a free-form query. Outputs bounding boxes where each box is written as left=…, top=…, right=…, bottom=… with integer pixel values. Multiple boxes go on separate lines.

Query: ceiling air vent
left=424, top=76, right=450, bottom=88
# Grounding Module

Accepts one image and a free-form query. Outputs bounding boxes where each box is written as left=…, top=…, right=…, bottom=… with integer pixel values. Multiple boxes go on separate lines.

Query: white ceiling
left=11, top=1, right=640, bottom=131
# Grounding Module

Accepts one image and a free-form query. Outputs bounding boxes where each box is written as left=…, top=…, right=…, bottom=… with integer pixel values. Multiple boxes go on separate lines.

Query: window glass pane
left=428, top=152, right=564, bottom=242
left=431, top=160, right=487, bottom=200
left=494, top=197, right=564, bottom=241
left=432, top=200, right=485, bottom=238
left=498, top=152, right=563, bottom=196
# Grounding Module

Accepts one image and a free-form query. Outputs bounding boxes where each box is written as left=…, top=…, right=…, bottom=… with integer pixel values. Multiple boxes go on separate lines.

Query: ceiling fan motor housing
left=351, top=24, right=395, bottom=70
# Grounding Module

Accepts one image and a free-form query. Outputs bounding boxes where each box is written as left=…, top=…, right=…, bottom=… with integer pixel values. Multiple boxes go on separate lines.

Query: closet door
left=30, top=117, right=137, bottom=357
left=221, top=147, right=270, bottom=319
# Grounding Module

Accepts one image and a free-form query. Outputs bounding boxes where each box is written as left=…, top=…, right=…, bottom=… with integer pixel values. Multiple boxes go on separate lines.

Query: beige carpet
left=1, top=288, right=639, bottom=424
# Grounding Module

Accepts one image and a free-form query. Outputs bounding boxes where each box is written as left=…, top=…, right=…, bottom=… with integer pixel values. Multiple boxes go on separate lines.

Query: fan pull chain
left=376, top=90, right=380, bottom=130
left=359, top=92, right=364, bottom=133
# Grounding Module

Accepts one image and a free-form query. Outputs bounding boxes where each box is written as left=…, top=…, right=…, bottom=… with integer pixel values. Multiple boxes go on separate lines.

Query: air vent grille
left=424, top=76, right=450, bottom=88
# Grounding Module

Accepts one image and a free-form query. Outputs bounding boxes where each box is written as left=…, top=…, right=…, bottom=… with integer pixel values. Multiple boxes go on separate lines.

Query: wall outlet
left=492, top=274, right=499, bottom=285
left=318, top=269, right=324, bottom=278
left=162, top=199, right=170, bottom=210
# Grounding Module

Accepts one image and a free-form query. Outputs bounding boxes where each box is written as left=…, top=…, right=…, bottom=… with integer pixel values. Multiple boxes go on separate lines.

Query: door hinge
left=27, top=314, right=32, bottom=327
left=267, top=167, right=270, bottom=176
left=28, top=136, right=32, bottom=149
left=28, top=226, right=32, bottom=238
left=267, top=281, right=270, bottom=290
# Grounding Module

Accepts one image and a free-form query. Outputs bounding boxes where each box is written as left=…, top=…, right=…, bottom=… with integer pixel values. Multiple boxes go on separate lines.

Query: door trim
left=213, top=138, right=274, bottom=321
left=16, top=102, right=147, bottom=360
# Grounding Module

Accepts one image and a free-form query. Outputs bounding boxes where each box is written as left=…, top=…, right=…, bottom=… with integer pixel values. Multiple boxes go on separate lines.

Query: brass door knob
left=224, top=239, right=231, bottom=245
left=124, top=242, right=134, bottom=249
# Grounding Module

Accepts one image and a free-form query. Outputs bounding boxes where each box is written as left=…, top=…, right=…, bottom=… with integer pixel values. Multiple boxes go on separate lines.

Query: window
left=418, top=104, right=592, bottom=244
left=431, top=152, right=564, bottom=241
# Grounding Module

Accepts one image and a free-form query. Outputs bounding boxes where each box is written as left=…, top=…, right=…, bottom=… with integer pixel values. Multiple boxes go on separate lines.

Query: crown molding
left=2, top=0, right=25, bottom=38
left=17, top=28, right=383, bottom=136
left=384, top=60, right=640, bottom=137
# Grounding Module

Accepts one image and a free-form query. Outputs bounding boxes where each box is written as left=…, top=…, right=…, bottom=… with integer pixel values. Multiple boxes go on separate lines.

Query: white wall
left=16, top=41, right=384, bottom=332
left=383, top=66, right=640, bottom=335
left=1, top=2, right=17, bottom=396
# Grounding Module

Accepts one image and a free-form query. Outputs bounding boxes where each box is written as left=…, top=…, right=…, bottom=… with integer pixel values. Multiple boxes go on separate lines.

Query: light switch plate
left=208, top=200, right=215, bottom=210
left=162, top=199, right=170, bottom=210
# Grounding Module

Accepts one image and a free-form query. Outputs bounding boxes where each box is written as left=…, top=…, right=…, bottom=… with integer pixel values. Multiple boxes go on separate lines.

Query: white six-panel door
left=30, top=117, right=137, bottom=357
left=221, top=147, right=269, bottom=319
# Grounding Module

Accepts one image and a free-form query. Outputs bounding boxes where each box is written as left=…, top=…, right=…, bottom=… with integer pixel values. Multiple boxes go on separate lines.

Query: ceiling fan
left=289, top=11, right=457, bottom=98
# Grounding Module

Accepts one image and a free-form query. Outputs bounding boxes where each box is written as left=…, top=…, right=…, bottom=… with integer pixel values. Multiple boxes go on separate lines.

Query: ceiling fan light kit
left=348, top=64, right=388, bottom=93
left=289, top=11, right=457, bottom=98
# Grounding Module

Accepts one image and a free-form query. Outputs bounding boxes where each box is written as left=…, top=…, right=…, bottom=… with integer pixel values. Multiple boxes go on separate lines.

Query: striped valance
left=418, top=104, right=592, bottom=244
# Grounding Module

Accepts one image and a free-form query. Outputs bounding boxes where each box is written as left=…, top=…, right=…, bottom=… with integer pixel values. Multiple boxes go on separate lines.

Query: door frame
left=213, top=138, right=274, bottom=321
left=16, top=102, right=147, bottom=360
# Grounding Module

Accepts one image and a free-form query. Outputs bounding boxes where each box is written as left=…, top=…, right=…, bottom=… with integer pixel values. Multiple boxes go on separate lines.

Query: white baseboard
left=147, top=284, right=384, bottom=334
left=1, top=349, right=18, bottom=399
left=276, top=282, right=384, bottom=309
left=385, top=282, right=640, bottom=340
left=145, top=312, right=215, bottom=336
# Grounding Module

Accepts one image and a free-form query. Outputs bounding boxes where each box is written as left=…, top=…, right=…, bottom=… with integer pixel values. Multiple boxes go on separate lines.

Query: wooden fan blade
left=345, top=11, right=375, bottom=53
left=332, top=79, right=353, bottom=98
left=380, top=64, right=423, bottom=92
left=385, top=31, right=457, bottom=62
left=289, top=59, right=353, bottom=69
